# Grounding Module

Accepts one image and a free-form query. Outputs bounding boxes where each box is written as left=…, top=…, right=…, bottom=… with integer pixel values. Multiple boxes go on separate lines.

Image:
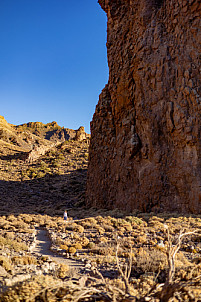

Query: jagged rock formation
left=0, top=116, right=89, bottom=215
left=25, top=126, right=90, bottom=163
left=0, top=116, right=89, bottom=162
left=87, top=0, right=201, bottom=213
left=75, top=126, right=89, bottom=142
left=24, top=144, right=55, bottom=163
left=16, top=121, right=78, bottom=144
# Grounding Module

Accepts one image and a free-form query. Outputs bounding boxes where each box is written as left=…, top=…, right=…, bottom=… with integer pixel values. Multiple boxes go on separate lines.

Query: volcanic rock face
left=87, top=0, right=201, bottom=213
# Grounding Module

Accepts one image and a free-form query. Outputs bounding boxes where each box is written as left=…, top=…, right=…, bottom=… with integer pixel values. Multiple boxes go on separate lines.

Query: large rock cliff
left=87, top=0, right=201, bottom=213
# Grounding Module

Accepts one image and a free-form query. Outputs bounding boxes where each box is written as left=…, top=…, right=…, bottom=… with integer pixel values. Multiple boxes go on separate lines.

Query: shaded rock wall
left=87, top=0, right=201, bottom=213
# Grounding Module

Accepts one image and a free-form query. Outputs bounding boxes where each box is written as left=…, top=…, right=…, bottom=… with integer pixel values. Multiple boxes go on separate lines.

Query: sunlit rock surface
left=87, top=0, right=201, bottom=213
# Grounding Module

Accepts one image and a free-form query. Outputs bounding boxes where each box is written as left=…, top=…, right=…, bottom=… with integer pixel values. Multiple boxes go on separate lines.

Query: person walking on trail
left=64, top=210, right=68, bottom=222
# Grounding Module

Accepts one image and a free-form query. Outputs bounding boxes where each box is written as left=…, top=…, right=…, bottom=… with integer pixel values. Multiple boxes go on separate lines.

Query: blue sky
left=0, top=0, right=108, bottom=133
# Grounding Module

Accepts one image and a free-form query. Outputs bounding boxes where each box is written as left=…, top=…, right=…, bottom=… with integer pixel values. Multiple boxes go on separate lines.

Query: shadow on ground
left=0, top=169, right=87, bottom=216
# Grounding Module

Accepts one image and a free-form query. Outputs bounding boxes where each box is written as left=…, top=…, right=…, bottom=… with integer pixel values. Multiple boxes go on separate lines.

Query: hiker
left=63, top=210, right=68, bottom=222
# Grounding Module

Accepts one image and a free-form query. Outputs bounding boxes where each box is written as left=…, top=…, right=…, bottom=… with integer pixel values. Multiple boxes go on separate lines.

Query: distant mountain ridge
left=16, top=121, right=78, bottom=144
left=0, top=115, right=90, bottom=215
left=0, top=115, right=89, bottom=160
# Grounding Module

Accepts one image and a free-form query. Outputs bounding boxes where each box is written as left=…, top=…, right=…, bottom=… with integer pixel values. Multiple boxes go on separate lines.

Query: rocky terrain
left=0, top=116, right=89, bottom=215
left=0, top=212, right=201, bottom=301
left=87, top=0, right=201, bottom=214
left=0, top=115, right=201, bottom=301
left=1, top=0, right=201, bottom=299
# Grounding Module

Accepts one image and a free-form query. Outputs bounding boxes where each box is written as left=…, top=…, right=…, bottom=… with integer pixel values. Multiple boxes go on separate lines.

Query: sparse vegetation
left=0, top=117, right=201, bottom=300
left=0, top=212, right=201, bottom=301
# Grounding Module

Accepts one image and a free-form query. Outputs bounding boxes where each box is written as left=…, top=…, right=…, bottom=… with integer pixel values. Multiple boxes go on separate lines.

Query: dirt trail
left=34, top=229, right=84, bottom=269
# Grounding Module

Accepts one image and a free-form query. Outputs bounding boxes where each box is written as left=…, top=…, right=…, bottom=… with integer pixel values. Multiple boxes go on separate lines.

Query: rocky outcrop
left=87, top=0, right=201, bottom=213
left=16, top=121, right=78, bottom=143
left=24, top=144, right=55, bottom=163
left=24, top=126, right=89, bottom=163
left=75, top=127, right=90, bottom=142
left=0, top=116, right=89, bottom=163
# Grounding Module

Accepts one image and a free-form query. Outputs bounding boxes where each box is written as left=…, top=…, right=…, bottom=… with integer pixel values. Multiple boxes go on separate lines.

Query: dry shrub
left=123, top=224, right=132, bottom=232
left=75, top=225, right=84, bottom=233
left=98, top=236, right=108, bottom=243
left=19, top=214, right=33, bottom=224
left=40, top=256, right=50, bottom=262
left=104, top=255, right=116, bottom=264
left=0, top=235, right=28, bottom=252
left=87, top=242, right=95, bottom=249
left=0, top=256, right=12, bottom=272
left=85, top=217, right=97, bottom=225
left=73, top=233, right=80, bottom=240
left=117, top=226, right=125, bottom=233
left=0, top=222, right=10, bottom=230
left=81, top=237, right=89, bottom=247
left=60, top=244, right=68, bottom=251
left=94, top=246, right=114, bottom=256
left=134, top=247, right=167, bottom=274
left=0, top=236, right=6, bottom=246
left=101, top=224, right=115, bottom=232
left=12, top=220, right=29, bottom=231
left=62, top=239, right=71, bottom=246
left=74, top=242, right=82, bottom=250
left=80, top=221, right=92, bottom=229
left=149, top=216, right=164, bottom=224
left=175, top=263, right=201, bottom=281
left=111, top=219, right=118, bottom=228
left=175, top=251, right=192, bottom=267
left=96, top=226, right=105, bottom=234
left=116, top=246, right=127, bottom=257
left=58, top=263, right=69, bottom=278
left=0, top=275, right=63, bottom=301
left=5, top=232, right=15, bottom=240
left=36, top=217, right=46, bottom=227
left=55, top=237, right=63, bottom=246
left=101, top=217, right=113, bottom=225
left=46, top=221, right=58, bottom=228
left=11, top=241, right=28, bottom=252
left=95, top=216, right=105, bottom=223
left=12, top=256, right=37, bottom=265
left=125, top=216, right=145, bottom=226
left=112, top=278, right=127, bottom=291
left=136, top=234, right=147, bottom=244
left=95, top=257, right=104, bottom=264
left=68, top=247, right=76, bottom=254
left=6, top=215, right=16, bottom=222
left=65, top=222, right=78, bottom=231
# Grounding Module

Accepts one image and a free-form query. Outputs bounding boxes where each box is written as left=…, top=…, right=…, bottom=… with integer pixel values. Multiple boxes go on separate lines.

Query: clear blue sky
left=0, top=0, right=108, bottom=134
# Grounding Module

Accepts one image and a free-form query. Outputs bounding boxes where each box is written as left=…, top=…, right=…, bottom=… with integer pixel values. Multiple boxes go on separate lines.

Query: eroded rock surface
left=87, top=0, right=201, bottom=213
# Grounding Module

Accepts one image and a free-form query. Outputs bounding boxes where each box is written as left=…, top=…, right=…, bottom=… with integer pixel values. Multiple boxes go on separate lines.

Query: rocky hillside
left=0, top=116, right=52, bottom=152
left=0, top=116, right=90, bottom=215
left=15, top=121, right=78, bottom=143
left=0, top=116, right=89, bottom=152
left=87, top=0, right=201, bottom=214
